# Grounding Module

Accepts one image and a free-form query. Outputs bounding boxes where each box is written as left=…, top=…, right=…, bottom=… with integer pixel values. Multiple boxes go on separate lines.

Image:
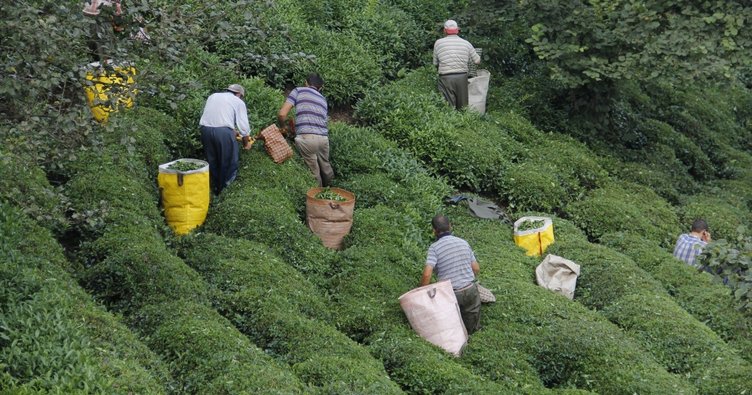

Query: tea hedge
left=600, top=232, right=752, bottom=364
left=547, top=238, right=752, bottom=394
left=678, top=193, right=752, bottom=242
left=62, top=119, right=307, bottom=393
left=447, top=207, right=696, bottom=394
left=0, top=203, right=169, bottom=394
left=563, top=181, right=681, bottom=247
left=0, top=152, right=69, bottom=236
left=178, top=233, right=404, bottom=394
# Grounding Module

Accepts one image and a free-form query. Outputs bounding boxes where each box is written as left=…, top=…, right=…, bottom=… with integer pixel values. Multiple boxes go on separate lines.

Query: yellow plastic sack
left=84, top=61, right=137, bottom=123
left=513, top=216, right=555, bottom=257
left=157, top=159, right=210, bottom=235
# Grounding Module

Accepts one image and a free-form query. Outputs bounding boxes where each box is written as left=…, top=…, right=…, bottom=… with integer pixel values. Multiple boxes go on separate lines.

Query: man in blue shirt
left=420, top=214, right=481, bottom=334
left=278, top=73, right=334, bottom=187
left=673, top=219, right=711, bottom=267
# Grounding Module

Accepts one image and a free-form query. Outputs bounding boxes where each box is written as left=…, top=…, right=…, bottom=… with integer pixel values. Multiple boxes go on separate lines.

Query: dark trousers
left=438, top=73, right=469, bottom=110
left=200, top=125, right=238, bottom=195
left=455, top=282, right=481, bottom=335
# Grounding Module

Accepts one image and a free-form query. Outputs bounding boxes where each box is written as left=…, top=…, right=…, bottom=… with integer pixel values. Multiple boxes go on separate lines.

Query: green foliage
left=679, top=194, right=751, bottom=242
left=600, top=232, right=752, bottom=363
left=0, top=203, right=169, bottom=394
left=178, top=233, right=404, bottom=394
left=519, top=1, right=752, bottom=88
left=0, top=151, right=69, bottom=236
left=564, top=181, right=681, bottom=247
left=700, top=228, right=752, bottom=315
left=135, top=300, right=306, bottom=394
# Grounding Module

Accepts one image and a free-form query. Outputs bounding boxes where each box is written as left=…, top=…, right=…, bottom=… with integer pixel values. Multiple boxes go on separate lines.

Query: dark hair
left=431, top=214, right=451, bottom=233
left=690, top=219, right=709, bottom=232
left=306, top=73, right=324, bottom=90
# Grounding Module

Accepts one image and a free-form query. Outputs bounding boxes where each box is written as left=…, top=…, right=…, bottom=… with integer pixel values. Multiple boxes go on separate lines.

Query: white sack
left=535, top=254, right=580, bottom=300
left=399, top=280, right=468, bottom=356
left=468, top=70, right=490, bottom=114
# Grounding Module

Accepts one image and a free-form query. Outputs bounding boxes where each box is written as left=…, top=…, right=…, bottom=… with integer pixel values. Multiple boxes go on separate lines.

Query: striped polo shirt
left=285, top=87, right=328, bottom=136
left=433, top=35, right=481, bottom=75
left=426, top=233, right=477, bottom=290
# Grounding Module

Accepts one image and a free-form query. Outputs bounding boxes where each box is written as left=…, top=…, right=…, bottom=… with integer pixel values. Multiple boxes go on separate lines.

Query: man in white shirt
left=433, top=20, right=481, bottom=110
left=199, top=84, right=253, bottom=195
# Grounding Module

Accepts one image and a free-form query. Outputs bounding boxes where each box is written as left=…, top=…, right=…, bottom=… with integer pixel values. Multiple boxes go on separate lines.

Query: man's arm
left=471, top=260, right=479, bottom=276
left=420, top=265, right=434, bottom=286
left=277, top=101, right=293, bottom=133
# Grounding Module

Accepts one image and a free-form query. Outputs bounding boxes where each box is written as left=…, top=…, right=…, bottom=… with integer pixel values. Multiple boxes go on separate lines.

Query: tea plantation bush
left=600, top=232, right=752, bottom=364
left=178, top=233, right=404, bottom=394
left=563, top=181, right=681, bottom=247
left=0, top=204, right=169, bottom=394
left=439, top=206, right=696, bottom=394
left=61, top=117, right=307, bottom=393
left=0, top=151, right=69, bottom=236
left=548, top=239, right=752, bottom=394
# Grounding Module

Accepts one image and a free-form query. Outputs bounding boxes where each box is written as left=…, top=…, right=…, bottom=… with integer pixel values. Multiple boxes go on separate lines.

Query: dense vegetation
left=2, top=0, right=751, bottom=393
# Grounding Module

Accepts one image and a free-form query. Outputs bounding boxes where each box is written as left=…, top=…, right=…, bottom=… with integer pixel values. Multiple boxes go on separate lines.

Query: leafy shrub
left=0, top=152, right=69, bottom=235
left=179, top=233, right=404, bottom=393
left=678, top=194, right=751, bottom=242
left=548, top=238, right=752, bottom=393
left=135, top=300, right=306, bottom=394
left=499, top=160, right=566, bottom=213
left=0, top=204, right=169, bottom=394
left=367, top=325, right=514, bottom=394
left=700, top=229, right=752, bottom=315
left=600, top=232, right=752, bottom=363
left=564, top=181, right=681, bottom=247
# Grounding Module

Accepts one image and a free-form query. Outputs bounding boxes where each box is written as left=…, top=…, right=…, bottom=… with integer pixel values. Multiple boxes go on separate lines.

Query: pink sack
left=399, top=280, right=468, bottom=356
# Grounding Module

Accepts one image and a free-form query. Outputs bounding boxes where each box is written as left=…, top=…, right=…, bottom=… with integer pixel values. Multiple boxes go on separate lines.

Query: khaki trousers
left=294, top=134, right=334, bottom=187
left=454, top=282, right=481, bottom=335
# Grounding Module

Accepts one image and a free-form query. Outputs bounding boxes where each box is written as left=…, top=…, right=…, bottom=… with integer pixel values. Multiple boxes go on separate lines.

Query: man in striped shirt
left=433, top=19, right=481, bottom=110
left=673, top=219, right=711, bottom=267
left=420, top=215, right=482, bottom=334
left=278, top=73, right=334, bottom=187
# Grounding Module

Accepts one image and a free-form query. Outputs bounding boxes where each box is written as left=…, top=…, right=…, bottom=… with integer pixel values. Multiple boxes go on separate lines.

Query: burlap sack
left=258, top=124, right=293, bottom=164
left=305, top=187, right=355, bottom=250
left=399, top=280, right=468, bottom=356
left=535, top=254, right=580, bottom=300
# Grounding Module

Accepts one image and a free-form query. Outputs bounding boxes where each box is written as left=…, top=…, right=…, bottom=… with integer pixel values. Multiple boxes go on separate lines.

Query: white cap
left=444, top=20, right=459, bottom=34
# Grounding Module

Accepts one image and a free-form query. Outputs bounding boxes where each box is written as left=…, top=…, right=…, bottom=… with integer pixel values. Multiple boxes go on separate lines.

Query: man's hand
left=701, top=231, right=712, bottom=243
left=242, top=135, right=254, bottom=150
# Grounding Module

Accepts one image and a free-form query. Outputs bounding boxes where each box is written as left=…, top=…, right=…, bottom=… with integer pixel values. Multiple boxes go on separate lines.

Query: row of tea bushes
left=445, top=207, right=697, bottom=394
left=546, top=233, right=752, bottom=394
left=0, top=151, right=69, bottom=236
left=0, top=203, right=169, bottom=394
left=327, top=121, right=695, bottom=393
left=563, top=181, right=681, bottom=248
left=178, top=233, right=405, bottom=394
left=600, top=232, right=752, bottom=364
left=353, top=67, right=610, bottom=213
left=204, top=139, right=517, bottom=392
left=62, top=118, right=308, bottom=393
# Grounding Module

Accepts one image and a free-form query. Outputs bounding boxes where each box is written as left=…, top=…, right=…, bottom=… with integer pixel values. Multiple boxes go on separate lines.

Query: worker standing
left=433, top=19, right=481, bottom=110
left=278, top=73, right=334, bottom=187
left=420, top=215, right=482, bottom=334
left=199, top=84, right=253, bottom=195
left=673, top=219, right=712, bottom=268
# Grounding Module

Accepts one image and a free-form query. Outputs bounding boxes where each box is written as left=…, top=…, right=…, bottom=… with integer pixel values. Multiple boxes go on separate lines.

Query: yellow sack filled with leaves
left=513, top=216, right=554, bottom=257
left=84, top=61, right=137, bottom=123
left=158, top=159, right=210, bottom=235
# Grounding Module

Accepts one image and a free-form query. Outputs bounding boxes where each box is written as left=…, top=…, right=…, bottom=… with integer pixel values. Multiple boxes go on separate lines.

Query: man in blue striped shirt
left=420, top=215, right=482, bottom=334
left=278, top=73, right=334, bottom=187
left=673, top=219, right=711, bottom=267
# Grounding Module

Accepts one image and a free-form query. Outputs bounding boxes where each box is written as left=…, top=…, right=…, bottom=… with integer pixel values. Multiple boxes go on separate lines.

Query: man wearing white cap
left=433, top=19, right=481, bottom=110
left=199, top=84, right=253, bottom=195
